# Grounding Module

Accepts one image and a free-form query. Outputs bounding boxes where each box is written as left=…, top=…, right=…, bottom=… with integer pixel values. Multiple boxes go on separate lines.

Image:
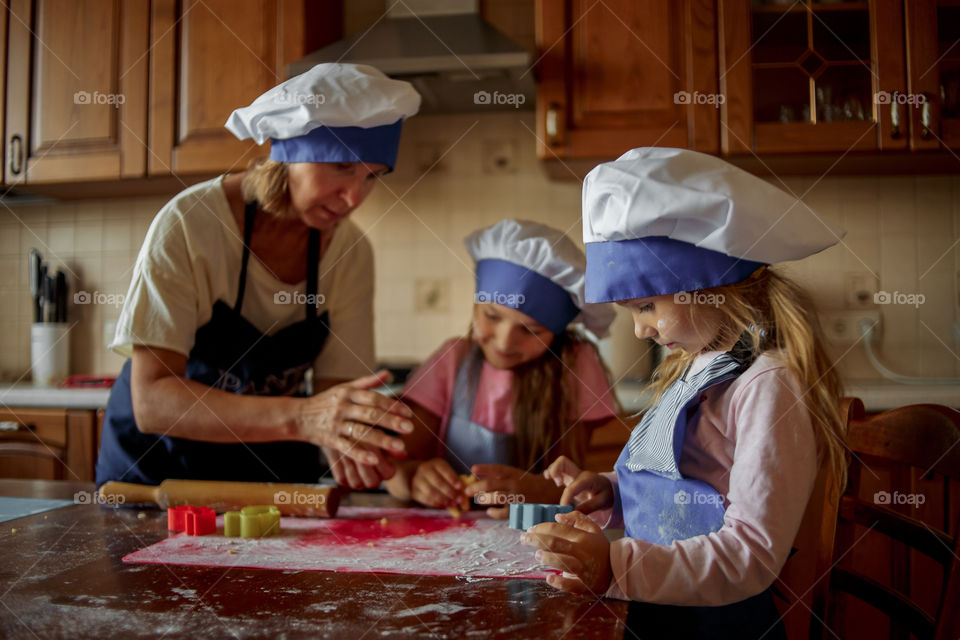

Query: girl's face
left=472, top=303, right=555, bottom=369
left=619, top=294, right=723, bottom=354
left=287, top=161, right=389, bottom=229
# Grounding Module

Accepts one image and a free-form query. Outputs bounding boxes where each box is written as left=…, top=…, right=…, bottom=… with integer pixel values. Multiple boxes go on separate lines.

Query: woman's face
left=286, top=161, right=390, bottom=229
left=472, top=303, right=555, bottom=370
left=619, top=294, right=723, bottom=354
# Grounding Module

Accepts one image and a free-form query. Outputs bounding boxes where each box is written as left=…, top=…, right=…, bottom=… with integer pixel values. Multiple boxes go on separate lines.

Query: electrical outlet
left=414, top=278, right=450, bottom=313
left=844, top=272, right=878, bottom=308
left=820, top=310, right=882, bottom=344
left=482, top=139, right=518, bottom=175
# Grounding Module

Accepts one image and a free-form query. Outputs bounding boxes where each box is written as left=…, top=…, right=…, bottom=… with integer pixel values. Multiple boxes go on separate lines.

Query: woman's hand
left=322, top=446, right=396, bottom=490
left=467, top=464, right=562, bottom=519
left=521, top=510, right=612, bottom=595
left=543, top=456, right=614, bottom=514
left=410, top=458, right=465, bottom=509
left=296, top=370, right=413, bottom=467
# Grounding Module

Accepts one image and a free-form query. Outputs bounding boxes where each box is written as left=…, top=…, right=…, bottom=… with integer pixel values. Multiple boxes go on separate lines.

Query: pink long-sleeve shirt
left=595, top=350, right=818, bottom=606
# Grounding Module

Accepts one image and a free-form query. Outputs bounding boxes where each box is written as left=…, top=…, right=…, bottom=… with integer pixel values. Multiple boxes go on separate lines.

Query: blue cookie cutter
left=508, top=503, right=574, bottom=530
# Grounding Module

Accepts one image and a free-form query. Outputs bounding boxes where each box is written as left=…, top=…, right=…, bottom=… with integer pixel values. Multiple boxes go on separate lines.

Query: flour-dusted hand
left=467, top=463, right=562, bottom=519
left=297, top=370, right=414, bottom=468
left=521, top=510, right=612, bottom=595
left=322, top=446, right=396, bottom=490
left=543, top=456, right=613, bottom=514
left=410, top=458, right=464, bottom=509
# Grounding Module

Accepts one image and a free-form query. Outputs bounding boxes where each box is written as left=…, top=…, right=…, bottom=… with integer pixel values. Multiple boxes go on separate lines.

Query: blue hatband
left=475, top=260, right=580, bottom=335
left=269, top=119, right=404, bottom=170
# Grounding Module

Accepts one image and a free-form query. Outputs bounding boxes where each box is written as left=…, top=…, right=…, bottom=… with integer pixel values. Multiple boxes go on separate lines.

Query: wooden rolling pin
left=98, top=480, right=340, bottom=517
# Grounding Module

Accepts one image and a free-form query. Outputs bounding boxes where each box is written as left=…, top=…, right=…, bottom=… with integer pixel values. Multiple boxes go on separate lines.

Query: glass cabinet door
left=906, top=0, right=960, bottom=150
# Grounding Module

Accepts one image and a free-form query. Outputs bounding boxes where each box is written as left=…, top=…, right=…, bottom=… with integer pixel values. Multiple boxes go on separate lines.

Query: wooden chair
left=810, top=402, right=960, bottom=640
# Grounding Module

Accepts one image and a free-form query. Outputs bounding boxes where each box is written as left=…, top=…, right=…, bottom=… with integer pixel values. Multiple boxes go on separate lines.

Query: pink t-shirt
left=591, top=350, right=819, bottom=606
left=401, top=337, right=617, bottom=445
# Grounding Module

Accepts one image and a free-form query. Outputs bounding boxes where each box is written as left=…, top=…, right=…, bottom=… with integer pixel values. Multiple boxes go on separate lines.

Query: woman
left=96, top=64, right=420, bottom=490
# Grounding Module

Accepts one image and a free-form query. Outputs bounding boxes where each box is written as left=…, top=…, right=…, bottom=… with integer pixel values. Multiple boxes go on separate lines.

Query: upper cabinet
left=534, top=0, right=720, bottom=160
left=147, top=0, right=305, bottom=176
left=4, top=0, right=149, bottom=184
left=904, top=0, right=960, bottom=151
left=2, top=0, right=307, bottom=186
left=719, top=0, right=959, bottom=156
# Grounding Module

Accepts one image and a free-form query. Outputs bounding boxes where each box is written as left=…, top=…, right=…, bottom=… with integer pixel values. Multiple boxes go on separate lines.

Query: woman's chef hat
left=225, top=63, right=421, bottom=170
left=465, top=219, right=616, bottom=338
left=582, top=147, right=844, bottom=303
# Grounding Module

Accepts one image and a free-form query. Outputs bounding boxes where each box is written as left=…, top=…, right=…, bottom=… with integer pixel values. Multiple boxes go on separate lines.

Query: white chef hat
left=225, top=63, right=421, bottom=170
left=465, top=219, right=616, bottom=338
left=582, top=148, right=844, bottom=303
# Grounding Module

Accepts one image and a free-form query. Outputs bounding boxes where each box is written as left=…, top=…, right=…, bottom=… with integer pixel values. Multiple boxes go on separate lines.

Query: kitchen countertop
left=0, top=384, right=111, bottom=409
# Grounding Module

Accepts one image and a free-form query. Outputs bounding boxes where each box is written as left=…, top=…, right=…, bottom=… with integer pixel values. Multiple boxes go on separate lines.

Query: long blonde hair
left=648, top=267, right=847, bottom=488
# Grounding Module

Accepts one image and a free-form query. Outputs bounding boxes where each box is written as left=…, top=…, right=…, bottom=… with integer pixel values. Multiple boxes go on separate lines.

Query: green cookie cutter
left=223, top=505, right=282, bottom=538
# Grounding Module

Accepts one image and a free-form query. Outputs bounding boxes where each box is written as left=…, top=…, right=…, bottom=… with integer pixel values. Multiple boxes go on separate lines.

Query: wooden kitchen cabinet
left=3, top=0, right=150, bottom=184
left=147, top=0, right=306, bottom=176
left=534, top=0, right=720, bottom=160
left=905, top=0, right=960, bottom=151
left=0, top=407, right=97, bottom=482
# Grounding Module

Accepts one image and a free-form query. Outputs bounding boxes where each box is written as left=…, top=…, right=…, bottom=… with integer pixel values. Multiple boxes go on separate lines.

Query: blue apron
left=95, top=201, right=331, bottom=486
left=442, top=345, right=515, bottom=475
left=617, top=349, right=786, bottom=639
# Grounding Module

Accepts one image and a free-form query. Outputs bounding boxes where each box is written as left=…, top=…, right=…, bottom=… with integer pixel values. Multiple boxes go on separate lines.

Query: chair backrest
left=814, top=403, right=960, bottom=640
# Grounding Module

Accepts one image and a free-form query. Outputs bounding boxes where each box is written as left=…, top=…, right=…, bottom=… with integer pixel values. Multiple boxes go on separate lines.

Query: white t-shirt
left=111, top=175, right=375, bottom=381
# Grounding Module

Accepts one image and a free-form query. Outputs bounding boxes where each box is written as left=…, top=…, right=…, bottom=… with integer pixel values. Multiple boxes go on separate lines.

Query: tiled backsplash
left=0, top=112, right=958, bottom=385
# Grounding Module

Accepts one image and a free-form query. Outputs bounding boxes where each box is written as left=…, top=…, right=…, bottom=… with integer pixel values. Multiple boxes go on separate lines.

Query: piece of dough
left=447, top=474, right=477, bottom=518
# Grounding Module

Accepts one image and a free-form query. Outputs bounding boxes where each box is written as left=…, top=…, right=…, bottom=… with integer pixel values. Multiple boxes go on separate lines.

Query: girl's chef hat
left=582, top=147, right=844, bottom=303
left=225, top=63, right=421, bottom=170
left=465, top=219, right=616, bottom=338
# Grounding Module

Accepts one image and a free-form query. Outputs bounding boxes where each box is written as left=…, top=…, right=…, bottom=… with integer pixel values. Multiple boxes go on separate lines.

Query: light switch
left=414, top=278, right=451, bottom=313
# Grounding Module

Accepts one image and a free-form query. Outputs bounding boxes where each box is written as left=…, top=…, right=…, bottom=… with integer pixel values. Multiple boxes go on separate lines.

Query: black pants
left=624, top=589, right=786, bottom=640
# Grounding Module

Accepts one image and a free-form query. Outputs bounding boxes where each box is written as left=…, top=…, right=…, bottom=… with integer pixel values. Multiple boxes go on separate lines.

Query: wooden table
left=0, top=480, right=628, bottom=639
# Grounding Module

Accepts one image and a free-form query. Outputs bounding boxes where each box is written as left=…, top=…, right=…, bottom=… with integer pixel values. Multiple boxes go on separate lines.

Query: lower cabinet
left=0, top=407, right=98, bottom=481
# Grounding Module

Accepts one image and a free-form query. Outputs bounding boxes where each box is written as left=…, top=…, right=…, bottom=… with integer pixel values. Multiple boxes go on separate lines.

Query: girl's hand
left=467, top=464, right=562, bottom=519
left=410, top=458, right=464, bottom=509
left=521, top=510, right=612, bottom=595
left=543, top=456, right=613, bottom=514
left=322, top=446, right=395, bottom=490
left=297, top=370, right=414, bottom=467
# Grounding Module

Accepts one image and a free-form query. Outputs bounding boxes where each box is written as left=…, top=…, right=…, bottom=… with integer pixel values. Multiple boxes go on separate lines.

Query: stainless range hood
left=287, top=0, right=534, bottom=113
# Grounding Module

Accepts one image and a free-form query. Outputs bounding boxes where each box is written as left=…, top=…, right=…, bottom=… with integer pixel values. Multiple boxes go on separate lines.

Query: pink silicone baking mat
left=123, top=506, right=553, bottom=579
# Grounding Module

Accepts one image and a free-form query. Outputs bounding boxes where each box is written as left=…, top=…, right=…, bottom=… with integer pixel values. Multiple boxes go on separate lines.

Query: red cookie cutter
left=167, top=505, right=216, bottom=536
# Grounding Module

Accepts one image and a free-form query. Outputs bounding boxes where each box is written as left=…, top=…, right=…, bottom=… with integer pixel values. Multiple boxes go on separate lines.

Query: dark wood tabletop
left=0, top=480, right=628, bottom=639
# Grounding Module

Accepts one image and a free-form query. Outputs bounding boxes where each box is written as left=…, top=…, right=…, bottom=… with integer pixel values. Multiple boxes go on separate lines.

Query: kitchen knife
left=38, top=264, right=48, bottom=322
left=97, top=479, right=341, bottom=517
left=28, top=249, right=42, bottom=322
left=43, top=273, right=55, bottom=322
left=55, top=270, right=67, bottom=322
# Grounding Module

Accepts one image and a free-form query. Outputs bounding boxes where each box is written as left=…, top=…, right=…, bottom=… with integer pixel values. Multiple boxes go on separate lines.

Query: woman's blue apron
left=95, top=201, right=331, bottom=486
left=617, top=350, right=786, bottom=639
left=442, top=345, right=515, bottom=475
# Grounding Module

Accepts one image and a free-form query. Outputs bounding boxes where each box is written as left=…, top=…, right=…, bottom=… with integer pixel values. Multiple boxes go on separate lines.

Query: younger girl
left=522, top=148, right=847, bottom=639
left=385, top=219, right=619, bottom=516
